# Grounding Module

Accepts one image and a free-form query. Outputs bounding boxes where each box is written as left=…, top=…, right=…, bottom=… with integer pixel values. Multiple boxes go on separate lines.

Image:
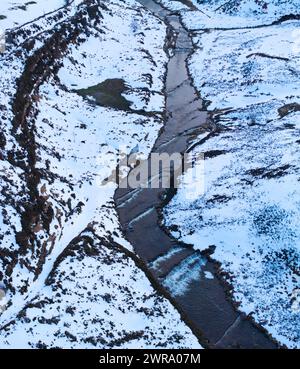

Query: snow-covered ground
left=0, top=0, right=68, bottom=29
left=0, top=0, right=201, bottom=348
left=158, top=0, right=189, bottom=11
left=161, top=0, right=300, bottom=348
left=0, top=226, right=201, bottom=348
left=181, top=0, right=300, bottom=29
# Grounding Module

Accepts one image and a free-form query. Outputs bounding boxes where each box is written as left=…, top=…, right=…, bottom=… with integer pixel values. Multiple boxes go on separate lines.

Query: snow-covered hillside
left=0, top=0, right=200, bottom=348
left=160, top=0, right=300, bottom=348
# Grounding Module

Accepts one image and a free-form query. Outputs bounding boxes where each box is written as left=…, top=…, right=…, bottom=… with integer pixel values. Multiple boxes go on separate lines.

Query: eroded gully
left=114, top=0, right=278, bottom=348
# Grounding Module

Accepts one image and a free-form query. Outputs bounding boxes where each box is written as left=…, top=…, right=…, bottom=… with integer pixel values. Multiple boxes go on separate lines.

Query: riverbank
left=115, top=0, right=278, bottom=348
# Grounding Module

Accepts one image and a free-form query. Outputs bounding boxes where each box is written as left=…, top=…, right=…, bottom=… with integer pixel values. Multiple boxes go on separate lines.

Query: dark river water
left=114, top=0, right=277, bottom=348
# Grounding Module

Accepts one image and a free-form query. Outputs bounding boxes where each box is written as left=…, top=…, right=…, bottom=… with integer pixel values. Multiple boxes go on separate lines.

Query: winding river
left=114, top=0, right=277, bottom=348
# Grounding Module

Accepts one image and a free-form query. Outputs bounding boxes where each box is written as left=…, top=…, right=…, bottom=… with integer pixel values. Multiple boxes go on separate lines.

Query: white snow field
left=0, top=0, right=68, bottom=29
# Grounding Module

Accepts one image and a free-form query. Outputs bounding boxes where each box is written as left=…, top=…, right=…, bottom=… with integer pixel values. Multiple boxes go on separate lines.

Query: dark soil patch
left=76, top=79, right=132, bottom=111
